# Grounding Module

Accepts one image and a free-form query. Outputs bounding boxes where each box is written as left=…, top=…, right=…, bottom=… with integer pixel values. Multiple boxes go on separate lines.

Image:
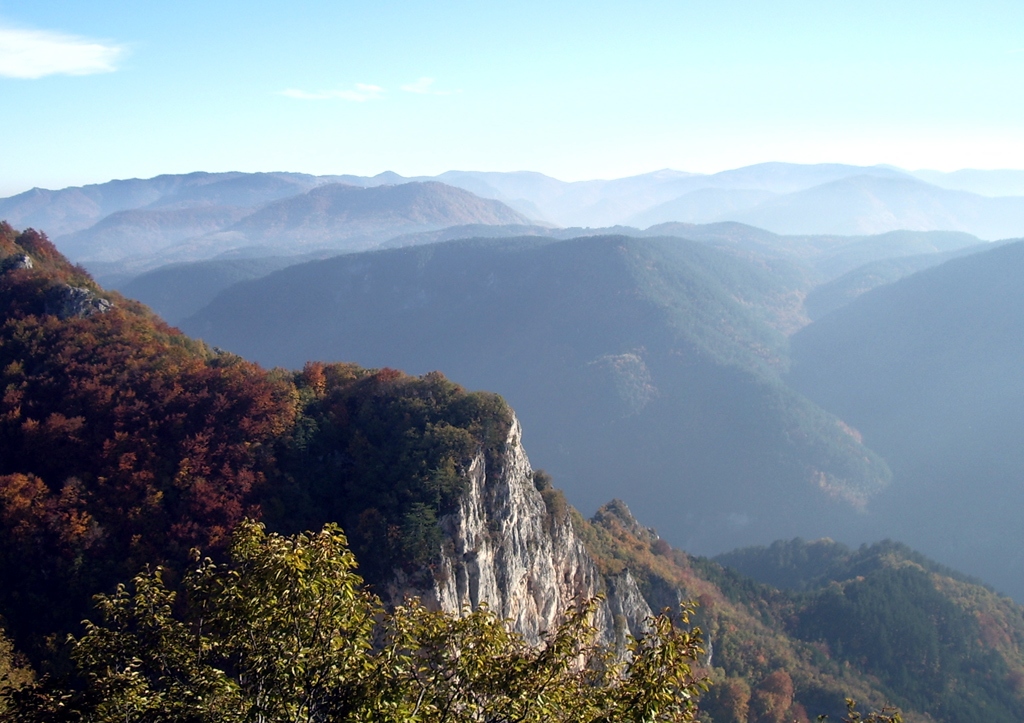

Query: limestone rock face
left=385, top=415, right=652, bottom=645
left=45, top=285, right=113, bottom=319
left=1, top=255, right=33, bottom=271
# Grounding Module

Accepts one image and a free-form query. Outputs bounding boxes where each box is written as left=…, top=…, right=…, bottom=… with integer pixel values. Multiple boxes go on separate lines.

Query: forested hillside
left=576, top=502, right=1024, bottom=723
left=0, top=222, right=514, bottom=659
left=789, top=239, right=1024, bottom=600
left=710, top=538, right=1024, bottom=723
left=1, top=222, right=1021, bottom=723
left=182, top=235, right=891, bottom=557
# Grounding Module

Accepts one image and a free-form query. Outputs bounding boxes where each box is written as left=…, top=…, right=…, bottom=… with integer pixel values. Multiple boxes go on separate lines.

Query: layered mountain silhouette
left=104, top=181, right=531, bottom=272
left=0, top=176, right=531, bottom=272
left=804, top=241, right=1001, bottom=321
left=731, top=175, right=1024, bottom=239
left=4, top=164, right=1023, bottom=281
left=0, top=171, right=325, bottom=237
left=118, top=222, right=986, bottom=325
left=213, top=181, right=529, bottom=251
left=789, top=239, right=1024, bottom=600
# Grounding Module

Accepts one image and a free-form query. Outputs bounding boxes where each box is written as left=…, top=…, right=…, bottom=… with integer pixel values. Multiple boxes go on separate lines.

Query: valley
left=2, top=161, right=1024, bottom=721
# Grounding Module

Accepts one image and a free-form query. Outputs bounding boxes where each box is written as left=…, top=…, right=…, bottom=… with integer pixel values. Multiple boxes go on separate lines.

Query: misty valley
left=1, top=163, right=1024, bottom=722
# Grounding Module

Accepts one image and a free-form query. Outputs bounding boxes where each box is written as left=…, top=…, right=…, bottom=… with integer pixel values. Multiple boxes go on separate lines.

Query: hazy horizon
left=3, top=1, right=1024, bottom=195
left=6, top=162, right=1024, bottom=200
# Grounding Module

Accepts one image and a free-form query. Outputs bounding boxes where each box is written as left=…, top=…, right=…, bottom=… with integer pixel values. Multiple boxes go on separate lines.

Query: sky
left=1, top=0, right=1024, bottom=196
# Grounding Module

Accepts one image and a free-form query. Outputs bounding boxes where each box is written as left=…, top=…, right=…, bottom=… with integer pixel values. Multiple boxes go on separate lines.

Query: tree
left=818, top=699, right=902, bottom=723
left=1, top=520, right=709, bottom=722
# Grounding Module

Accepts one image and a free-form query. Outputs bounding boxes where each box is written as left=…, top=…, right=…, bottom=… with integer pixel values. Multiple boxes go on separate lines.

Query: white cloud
left=281, top=83, right=385, bottom=101
left=0, top=25, right=123, bottom=79
left=400, top=77, right=457, bottom=95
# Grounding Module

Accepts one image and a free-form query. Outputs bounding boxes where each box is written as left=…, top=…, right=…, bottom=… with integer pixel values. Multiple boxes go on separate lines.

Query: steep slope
left=0, top=223, right=641, bottom=660
left=581, top=504, right=1024, bottom=723
left=711, top=537, right=1024, bottom=723
left=183, top=235, right=891, bottom=558
left=114, top=253, right=336, bottom=324
left=0, top=224, right=298, bottom=652
left=789, top=240, right=1024, bottom=600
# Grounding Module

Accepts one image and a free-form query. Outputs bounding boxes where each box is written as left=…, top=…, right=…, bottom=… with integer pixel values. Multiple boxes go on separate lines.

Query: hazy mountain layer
left=732, top=175, right=1024, bottom=239
left=38, top=182, right=530, bottom=278
left=804, top=242, right=997, bottom=320
left=789, top=240, right=1024, bottom=600
left=627, top=188, right=778, bottom=227
left=436, top=163, right=912, bottom=227
left=0, top=172, right=325, bottom=237
left=116, top=253, right=337, bottom=325
left=57, top=205, right=251, bottom=263
left=182, top=235, right=892, bottom=557
left=913, top=168, right=1024, bottom=197
left=7, top=163, right=1017, bottom=270
left=214, top=181, right=530, bottom=252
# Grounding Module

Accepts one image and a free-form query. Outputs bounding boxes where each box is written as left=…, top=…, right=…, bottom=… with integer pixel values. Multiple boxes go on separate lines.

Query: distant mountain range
left=4, top=163, right=1024, bottom=282
left=2, top=179, right=530, bottom=273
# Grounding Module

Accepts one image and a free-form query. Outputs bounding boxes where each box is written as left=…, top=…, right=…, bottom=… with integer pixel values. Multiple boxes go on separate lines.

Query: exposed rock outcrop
left=44, top=284, right=113, bottom=319
left=1, top=255, right=33, bottom=271
left=386, top=415, right=653, bottom=646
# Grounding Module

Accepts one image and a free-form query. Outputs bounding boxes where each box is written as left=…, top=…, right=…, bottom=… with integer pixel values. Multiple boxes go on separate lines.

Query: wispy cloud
left=0, top=25, right=124, bottom=79
left=281, top=83, right=385, bottom=101
left=400, top=77, right=458, bottom=95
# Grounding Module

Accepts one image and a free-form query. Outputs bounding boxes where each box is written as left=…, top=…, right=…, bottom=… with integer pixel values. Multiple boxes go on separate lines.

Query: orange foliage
left=0, top=231, right=299, bottom=642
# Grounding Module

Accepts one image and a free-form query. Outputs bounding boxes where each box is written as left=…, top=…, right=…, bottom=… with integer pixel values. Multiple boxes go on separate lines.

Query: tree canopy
left=1, top=519, right=709, bottom=723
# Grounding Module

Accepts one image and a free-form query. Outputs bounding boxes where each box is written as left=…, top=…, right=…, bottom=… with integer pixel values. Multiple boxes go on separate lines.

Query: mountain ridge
left=789, top=239, right=1024, bottom=601
left=5, top=163, right=1023, bottom=274
left=181, top=233, right=892, bottom=558
left=0, top=222, right=1021, bottom=723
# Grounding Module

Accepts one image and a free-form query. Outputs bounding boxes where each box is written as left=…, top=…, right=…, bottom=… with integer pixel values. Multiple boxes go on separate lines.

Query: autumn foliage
left=0, top=224, right=515, bottom=660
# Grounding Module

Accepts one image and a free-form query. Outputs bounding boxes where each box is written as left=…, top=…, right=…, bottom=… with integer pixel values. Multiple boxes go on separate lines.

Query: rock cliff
left=385, top=414, right=653, bottom=646
left=44, top=284, right=113, bottom=319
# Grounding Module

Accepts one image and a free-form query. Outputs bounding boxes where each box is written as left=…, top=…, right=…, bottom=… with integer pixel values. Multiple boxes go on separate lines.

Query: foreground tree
left=1, top=520, right=709, bottom=722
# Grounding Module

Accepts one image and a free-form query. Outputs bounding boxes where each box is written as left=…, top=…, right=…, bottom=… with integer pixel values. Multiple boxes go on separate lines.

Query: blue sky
left=1, top=0, right=1023, bottom=195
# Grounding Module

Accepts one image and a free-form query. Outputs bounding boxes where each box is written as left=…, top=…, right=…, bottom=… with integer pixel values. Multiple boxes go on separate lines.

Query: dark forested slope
left=789, top=239, right=1024, bottom=600
left=183, top=235, right=891, bottom=557
left=581, top=504, right=1024, bottom=723
left=710, top=537, right=1024, bottom=723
